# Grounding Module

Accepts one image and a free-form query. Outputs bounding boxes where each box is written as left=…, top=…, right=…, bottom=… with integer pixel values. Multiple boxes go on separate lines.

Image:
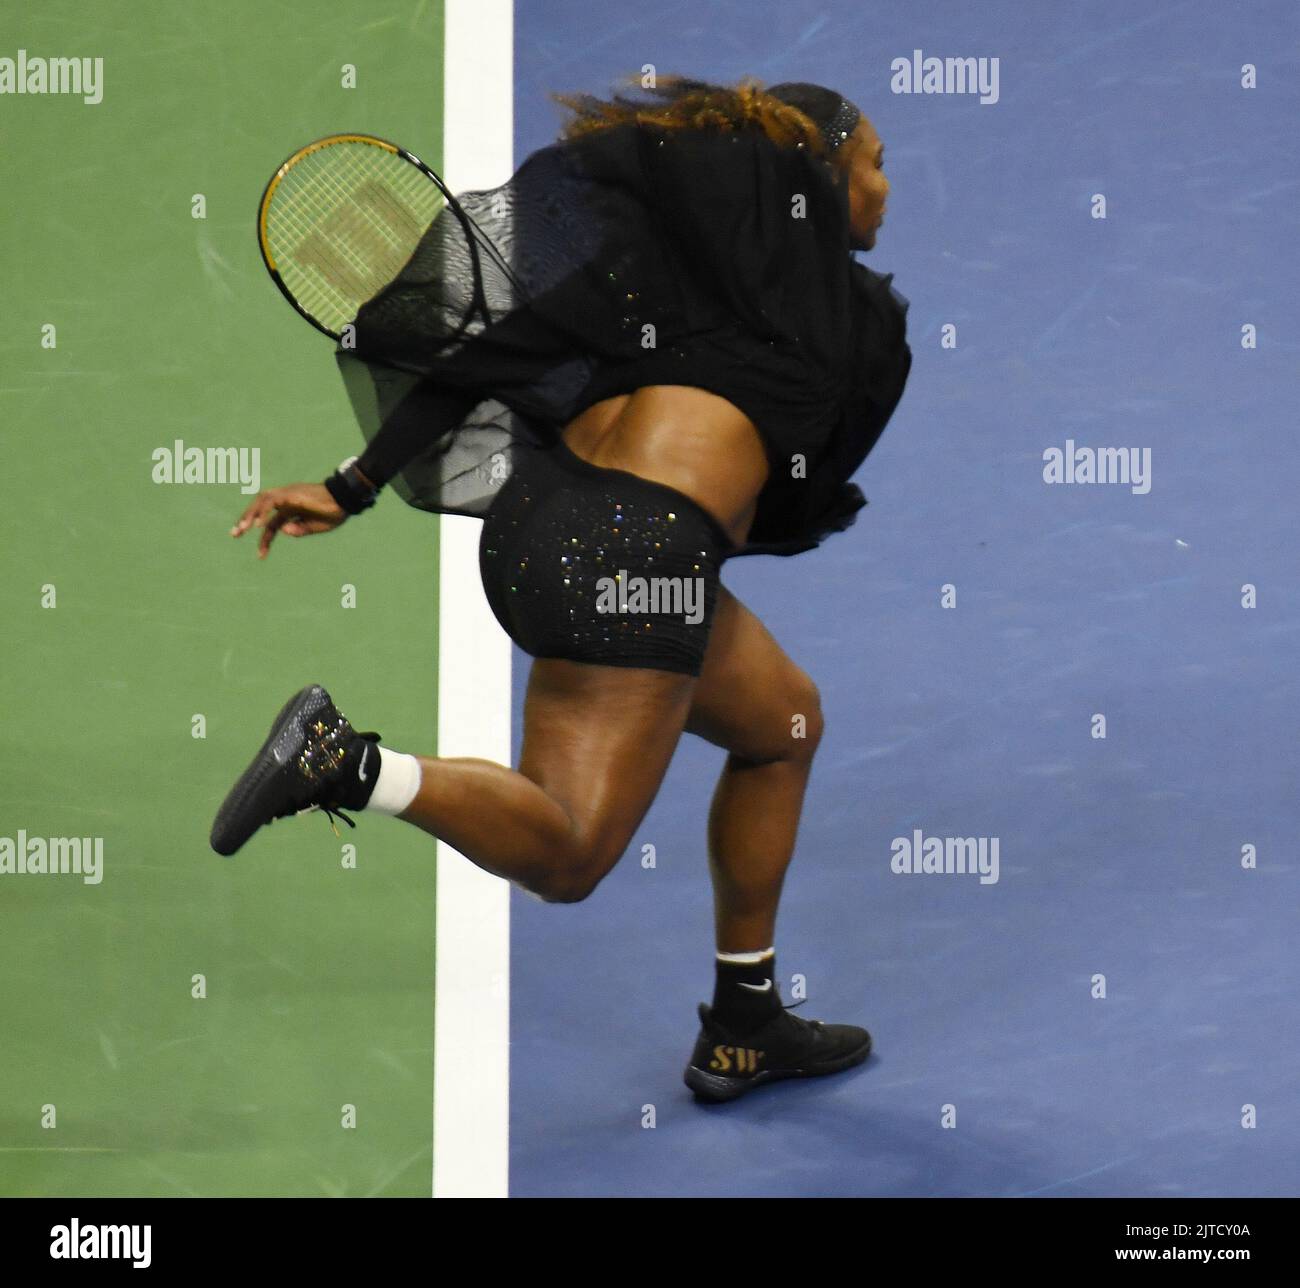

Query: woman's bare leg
left=686, top=587, right=824, bottom=952
left=396, top=659, right=695, bottom=903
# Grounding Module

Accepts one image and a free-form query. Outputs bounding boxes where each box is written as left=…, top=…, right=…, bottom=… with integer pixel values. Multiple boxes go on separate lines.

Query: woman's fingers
left=232, top=485, right=343, bottom=553
left=258, top=509, right=290, bottom=559
left=231, top=489, right=282, bottom=537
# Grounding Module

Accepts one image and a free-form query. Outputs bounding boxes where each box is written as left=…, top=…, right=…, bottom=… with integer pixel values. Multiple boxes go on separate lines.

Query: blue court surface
left=507, top=1, right=1299, bottom=1196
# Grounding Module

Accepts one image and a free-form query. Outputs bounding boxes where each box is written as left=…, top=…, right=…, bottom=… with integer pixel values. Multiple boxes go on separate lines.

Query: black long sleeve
left=354, top=378, right=483, bottom=487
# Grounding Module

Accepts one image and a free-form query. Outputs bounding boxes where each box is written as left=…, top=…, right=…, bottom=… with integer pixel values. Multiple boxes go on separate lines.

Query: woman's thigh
left=686, top=585, right=823, bottom=762
left=516, top=657, right=697, bottom=869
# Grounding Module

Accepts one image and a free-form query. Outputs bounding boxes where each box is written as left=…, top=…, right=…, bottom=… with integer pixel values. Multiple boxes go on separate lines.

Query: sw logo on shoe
left=709, top=1045, right=765, bottom=1075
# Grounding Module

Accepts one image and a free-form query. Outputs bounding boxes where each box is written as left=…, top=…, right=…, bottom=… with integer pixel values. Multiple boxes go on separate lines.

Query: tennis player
left=212, top=77, right=910, bottom=1102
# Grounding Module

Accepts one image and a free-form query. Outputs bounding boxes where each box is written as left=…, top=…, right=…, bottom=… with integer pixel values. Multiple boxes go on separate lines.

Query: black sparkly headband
left=821, top=97, right=862, bottom=153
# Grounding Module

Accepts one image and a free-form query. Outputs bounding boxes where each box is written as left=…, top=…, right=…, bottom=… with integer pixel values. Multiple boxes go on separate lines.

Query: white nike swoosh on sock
left=737, top=979, right=773, bottom=993
left=357, top=748, right=370, bottom=783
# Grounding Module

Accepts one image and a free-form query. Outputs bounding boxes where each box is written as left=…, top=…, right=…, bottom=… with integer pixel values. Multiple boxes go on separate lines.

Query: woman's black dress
left=336, top=119, right=912, bottom=558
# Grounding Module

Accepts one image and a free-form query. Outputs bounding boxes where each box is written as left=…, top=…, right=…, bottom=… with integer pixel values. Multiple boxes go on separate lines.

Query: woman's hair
left=550, top=73, right=854, bottom=161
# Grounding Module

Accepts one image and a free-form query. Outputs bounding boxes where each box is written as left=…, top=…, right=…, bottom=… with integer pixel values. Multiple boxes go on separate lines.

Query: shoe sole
left=683, top=1033, right=872, bottom=1104
left=209, top=685, right=326, bottom=856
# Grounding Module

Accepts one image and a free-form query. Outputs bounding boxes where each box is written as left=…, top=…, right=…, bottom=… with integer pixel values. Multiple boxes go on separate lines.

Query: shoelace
left=299, top=801, right=359, bottom=838
left=296, top=729, right=382, bottom=839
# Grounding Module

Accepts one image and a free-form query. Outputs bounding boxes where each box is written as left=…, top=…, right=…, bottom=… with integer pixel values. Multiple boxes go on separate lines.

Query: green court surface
left=1, top=1, right=446, bottom=1196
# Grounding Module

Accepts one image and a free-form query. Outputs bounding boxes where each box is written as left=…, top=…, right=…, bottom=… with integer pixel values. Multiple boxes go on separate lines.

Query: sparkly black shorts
left=479, top=441, right=733, bottom=676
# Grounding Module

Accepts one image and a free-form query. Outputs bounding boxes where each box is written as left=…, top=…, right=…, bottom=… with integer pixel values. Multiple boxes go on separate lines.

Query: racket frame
left=256, top=132, right=464, bottom=341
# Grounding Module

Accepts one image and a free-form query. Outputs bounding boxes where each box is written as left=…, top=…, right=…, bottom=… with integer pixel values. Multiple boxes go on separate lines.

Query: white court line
left=433, top=0, right=514, bottom=1200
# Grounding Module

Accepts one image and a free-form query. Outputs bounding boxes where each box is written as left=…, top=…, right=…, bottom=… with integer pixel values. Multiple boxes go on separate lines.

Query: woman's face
left=837, top=117, right=888, bottom=251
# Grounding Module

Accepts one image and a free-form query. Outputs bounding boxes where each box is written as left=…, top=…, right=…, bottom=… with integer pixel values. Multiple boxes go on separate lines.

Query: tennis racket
left=256, top=133, right=458, bottom=340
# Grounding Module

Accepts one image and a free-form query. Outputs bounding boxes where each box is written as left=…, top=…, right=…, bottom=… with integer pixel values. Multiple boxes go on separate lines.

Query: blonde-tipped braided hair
left=550, top=73, right=846, bottom=162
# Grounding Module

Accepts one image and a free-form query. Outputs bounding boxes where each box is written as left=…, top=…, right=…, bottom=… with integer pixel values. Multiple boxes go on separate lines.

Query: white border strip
left=434, top=0, right=514, bottom=1200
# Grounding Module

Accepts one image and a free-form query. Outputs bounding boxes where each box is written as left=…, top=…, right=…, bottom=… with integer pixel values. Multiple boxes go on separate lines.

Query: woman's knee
left=526, top=829, right=625, bottom=904
left=531, top=866, right=601, bottom=904
left=786, top=669, right=825, bottom=760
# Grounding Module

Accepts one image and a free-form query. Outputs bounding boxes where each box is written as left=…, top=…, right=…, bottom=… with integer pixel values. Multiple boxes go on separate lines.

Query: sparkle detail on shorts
left=479, top=445, right=729, bottom=675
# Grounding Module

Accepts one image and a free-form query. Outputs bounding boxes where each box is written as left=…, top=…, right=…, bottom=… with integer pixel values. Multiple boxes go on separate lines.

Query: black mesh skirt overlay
left=335, top=119, right=912, bottom=558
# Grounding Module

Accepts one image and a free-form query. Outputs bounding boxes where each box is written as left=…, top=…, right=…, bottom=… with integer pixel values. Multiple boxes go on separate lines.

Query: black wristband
left=324, top=458, right=379, bottom=514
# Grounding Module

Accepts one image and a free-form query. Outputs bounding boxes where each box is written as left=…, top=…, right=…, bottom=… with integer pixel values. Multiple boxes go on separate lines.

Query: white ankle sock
left=365, top=747, right=422, bottom=815
left=715, top=947, right=775, bottom=965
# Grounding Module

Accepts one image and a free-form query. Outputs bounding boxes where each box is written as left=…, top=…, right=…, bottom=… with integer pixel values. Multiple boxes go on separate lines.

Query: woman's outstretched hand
left=230, top=483, right=348, bottom=559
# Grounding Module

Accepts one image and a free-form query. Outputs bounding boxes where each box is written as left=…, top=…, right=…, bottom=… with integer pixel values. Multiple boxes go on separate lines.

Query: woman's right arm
left=230, top=378, right=481, bottom=559
left=352, top=378, right=483, bottom=491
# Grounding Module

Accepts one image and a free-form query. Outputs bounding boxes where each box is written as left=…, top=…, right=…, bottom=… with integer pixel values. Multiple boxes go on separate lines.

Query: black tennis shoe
left=209, top=684, right=381, bottom=856
left=684, top=1000, right=872, bottom=1103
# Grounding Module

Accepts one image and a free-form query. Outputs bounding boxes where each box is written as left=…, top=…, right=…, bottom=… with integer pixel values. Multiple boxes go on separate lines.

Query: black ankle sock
left=711, top=951, right=782, bottom=1031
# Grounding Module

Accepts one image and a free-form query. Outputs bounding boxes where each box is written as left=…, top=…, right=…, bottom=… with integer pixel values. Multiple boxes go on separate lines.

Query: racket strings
left=264, top=139, right=447, bottom=335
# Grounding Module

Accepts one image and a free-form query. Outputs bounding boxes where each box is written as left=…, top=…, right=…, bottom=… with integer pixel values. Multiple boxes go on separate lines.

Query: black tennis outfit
left=335, top=120, right=912, bottom=675
left=479, top=440, right=731, bottom=674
